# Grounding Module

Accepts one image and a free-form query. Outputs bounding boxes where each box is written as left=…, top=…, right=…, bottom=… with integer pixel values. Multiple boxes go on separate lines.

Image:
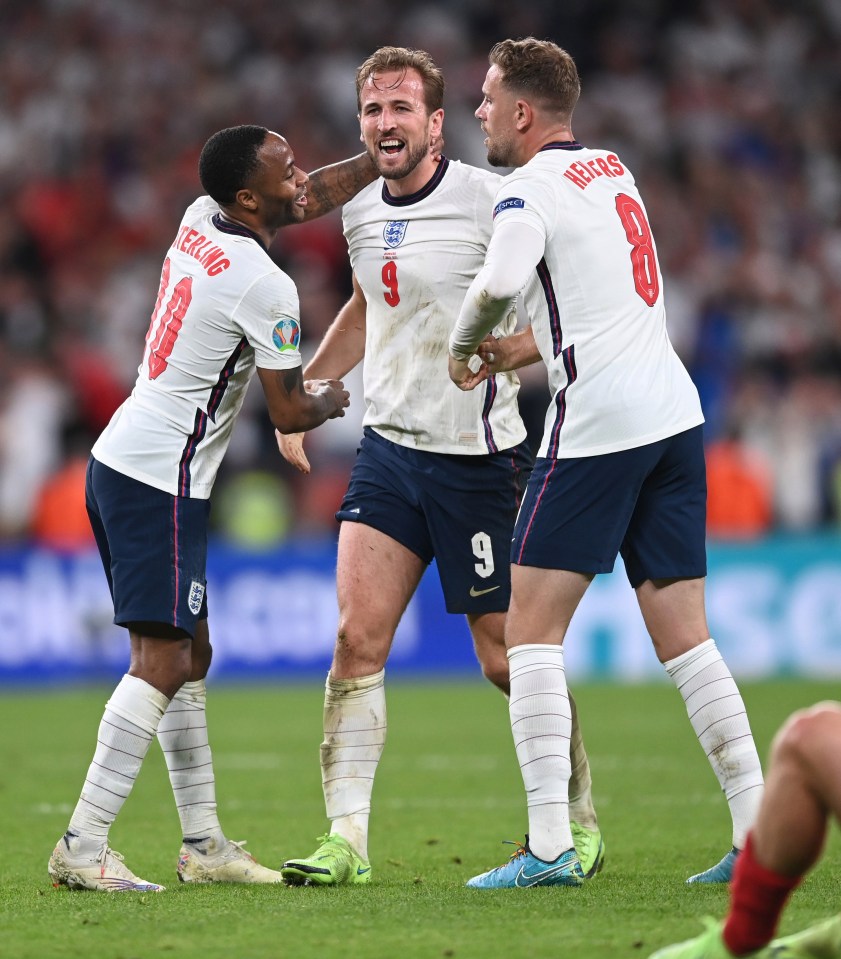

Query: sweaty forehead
left=360, top=69, right=426, bottom=107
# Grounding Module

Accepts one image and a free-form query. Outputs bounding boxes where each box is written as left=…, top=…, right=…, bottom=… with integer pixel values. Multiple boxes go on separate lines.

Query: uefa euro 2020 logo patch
left=272, top=318, right=301, bottom=352
left=188, top=580, right=205, bottom=616
left=383, top=220, right=408, bottom=248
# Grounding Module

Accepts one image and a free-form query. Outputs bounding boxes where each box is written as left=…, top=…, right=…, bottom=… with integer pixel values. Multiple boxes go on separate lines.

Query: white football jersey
left=92, top=196, right=303, bottom=498
left=492, top=143, right=704, bottom=458
left=343, top=158, right=526, bottom=454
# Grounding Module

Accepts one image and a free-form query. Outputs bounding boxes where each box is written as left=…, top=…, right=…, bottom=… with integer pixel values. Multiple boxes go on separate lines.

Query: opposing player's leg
left=466, top=564, right=589, bottom=888
left=281, top=521, right=424, bottom=886
left=649, top=703, right=841, bottom=958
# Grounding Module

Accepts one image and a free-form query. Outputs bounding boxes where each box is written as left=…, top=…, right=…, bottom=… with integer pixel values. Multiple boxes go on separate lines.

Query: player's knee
left=772, top=703, right=841, bottom=771
left=480, top=659, right=509, bottom=694
left=335, top=616, right=390, bottom=673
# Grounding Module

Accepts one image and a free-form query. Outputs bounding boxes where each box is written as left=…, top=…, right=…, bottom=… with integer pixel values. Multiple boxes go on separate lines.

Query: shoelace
left=98, top=847, right=125, bottom=866
left=97, top=847, right=126, bottom=878
left=501, top=840, right=528, bottom=863
left=314, top=833, right=344, bottom=847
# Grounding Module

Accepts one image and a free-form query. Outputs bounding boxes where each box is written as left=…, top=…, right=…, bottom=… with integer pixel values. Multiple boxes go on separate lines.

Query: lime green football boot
left=571, top=821, right=605, bottom=879
left=650, top=913, right=841, bottom=959
left=648, top=918, right=734, bottom=959
left=766, top=913, right=841, bottom=957
left=281, top=834, right=371, bottom=886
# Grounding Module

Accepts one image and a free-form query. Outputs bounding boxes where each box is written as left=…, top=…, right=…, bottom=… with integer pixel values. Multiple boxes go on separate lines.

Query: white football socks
left=664, top=638, right=764, bottom=848
left=508, top=644, right=573, bottom=863
left=67, top=674, right=169, bottom=848
left=157, top=679, right=224, bottom=847
left=322, top=669, right=386, bottom=861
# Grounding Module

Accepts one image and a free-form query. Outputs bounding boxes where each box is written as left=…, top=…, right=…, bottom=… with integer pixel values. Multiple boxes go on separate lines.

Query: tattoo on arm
left=279, top=366, right=305, bottom=398
left=304, top=154, right=378, bottom=220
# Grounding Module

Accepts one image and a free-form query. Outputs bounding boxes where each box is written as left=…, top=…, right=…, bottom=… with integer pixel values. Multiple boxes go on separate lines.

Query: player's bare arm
left=448, top=326, right=538, bottom=393
left=306, top=274, right=368, bottom=379
left=276, top=274, right=368, bottom=472
left=477, top=327, right=540, bottom=373
left=258, top=364, right=349, bottom=434
left=302, top=153, right=379, bottom=221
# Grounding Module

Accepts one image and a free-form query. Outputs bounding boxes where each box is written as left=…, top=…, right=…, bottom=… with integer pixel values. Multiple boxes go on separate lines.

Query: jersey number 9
left=381, top=261, right=400, bottom=307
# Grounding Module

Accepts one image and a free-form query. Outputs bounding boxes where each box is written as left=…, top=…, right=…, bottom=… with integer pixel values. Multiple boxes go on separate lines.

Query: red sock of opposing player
left=722, top=832, right=802, bottom=956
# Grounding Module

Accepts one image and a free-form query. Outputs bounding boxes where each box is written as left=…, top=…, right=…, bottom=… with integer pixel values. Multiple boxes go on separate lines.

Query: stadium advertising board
left=0, top=536, right=840, bottom=683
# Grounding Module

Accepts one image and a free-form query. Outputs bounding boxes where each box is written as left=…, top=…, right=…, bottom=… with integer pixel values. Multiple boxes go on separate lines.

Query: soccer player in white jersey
left=47, top=125, right=371, bottom=892
left=448, top=38, right=765, bottom=888
left=276, top=47, right=604, bottom=887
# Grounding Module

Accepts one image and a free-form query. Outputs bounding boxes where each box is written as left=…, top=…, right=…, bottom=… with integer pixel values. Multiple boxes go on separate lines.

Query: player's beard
left=485, top=130, right=517, bottom=168
left=372, top=136, right=430, bottom=181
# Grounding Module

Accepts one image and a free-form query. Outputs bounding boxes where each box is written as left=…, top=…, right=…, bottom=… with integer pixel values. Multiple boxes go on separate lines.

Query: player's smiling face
left=248, top=132, right=309, bottom=229
left=358, top=68, right=443, bottom=184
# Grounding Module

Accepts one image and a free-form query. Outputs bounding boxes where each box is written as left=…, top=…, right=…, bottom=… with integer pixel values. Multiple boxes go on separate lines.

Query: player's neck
left=217, top=209, right=273, bottom=248
left=385, top=155, right=441, bottom=198
left=523, top=126, right=575, bottom=163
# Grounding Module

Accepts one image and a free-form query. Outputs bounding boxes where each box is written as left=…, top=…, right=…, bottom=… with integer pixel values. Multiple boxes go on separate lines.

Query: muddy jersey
left=93, top=196, right=303, bottom=498
left=343, top=158, right=526, bottom=454
left=491, top=143, right=703, bottom=458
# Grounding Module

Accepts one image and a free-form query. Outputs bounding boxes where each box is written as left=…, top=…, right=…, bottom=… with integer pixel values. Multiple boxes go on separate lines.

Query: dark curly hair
left=198, top=125, right=268, bottom=205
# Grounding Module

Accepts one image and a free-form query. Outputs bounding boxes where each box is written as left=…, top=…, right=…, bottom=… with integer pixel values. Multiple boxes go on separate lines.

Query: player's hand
left=476, top=333, right=507, bottom=373
left=276, top=430, right=310, bottom=473
left=448, top=354, right=487, bottom=391
left=306, top=377, right=350, bottom=419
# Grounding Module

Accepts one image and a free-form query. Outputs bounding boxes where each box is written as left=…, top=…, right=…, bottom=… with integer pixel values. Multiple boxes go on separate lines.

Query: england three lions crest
left=188, top=580, right=205, bottom=615
left=383, top=220, right=408, bottom=248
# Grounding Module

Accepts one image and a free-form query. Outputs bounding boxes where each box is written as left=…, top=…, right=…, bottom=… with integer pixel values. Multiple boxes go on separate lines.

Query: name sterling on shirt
left=174, top=226, right=231, bottom=276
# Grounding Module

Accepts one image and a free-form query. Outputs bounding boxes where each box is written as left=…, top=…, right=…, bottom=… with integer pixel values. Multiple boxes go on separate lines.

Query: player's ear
left=235, top=187, right=258, bottom=212
left=514, top=99, right=533, bottom=132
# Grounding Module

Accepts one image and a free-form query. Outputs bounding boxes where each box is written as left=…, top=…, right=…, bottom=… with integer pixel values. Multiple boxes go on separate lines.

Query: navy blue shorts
left=86, top=456, right=210, bottom=636
left=512, top=426, right=707, bottom=588
left=337, top=428, right=532, bottom=614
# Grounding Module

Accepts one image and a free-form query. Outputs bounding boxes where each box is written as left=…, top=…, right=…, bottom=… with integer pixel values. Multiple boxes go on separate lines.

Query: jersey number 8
left=615, top=193, right=660, bottom=307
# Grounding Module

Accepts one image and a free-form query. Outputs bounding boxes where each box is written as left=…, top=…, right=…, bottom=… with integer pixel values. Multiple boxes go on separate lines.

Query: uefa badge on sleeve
left=188, top=581, right=205, bottom=616
left=272, top=318, right=301, bottom=352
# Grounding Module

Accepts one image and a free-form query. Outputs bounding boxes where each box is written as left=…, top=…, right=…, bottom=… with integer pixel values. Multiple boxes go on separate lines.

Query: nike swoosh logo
left=357, top=866, right=371, bottom=875
left=469, top=585, right=502, bottom=597
left=514, top=863, right=571, bottom=887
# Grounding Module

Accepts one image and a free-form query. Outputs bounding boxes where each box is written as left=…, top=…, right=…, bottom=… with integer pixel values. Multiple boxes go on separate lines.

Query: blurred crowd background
left=1, top=0, right=840, bottom=551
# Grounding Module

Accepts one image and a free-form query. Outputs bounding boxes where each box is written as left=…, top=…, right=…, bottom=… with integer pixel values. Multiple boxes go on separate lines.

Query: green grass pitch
left=1, top=679, right=838, bottom=959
